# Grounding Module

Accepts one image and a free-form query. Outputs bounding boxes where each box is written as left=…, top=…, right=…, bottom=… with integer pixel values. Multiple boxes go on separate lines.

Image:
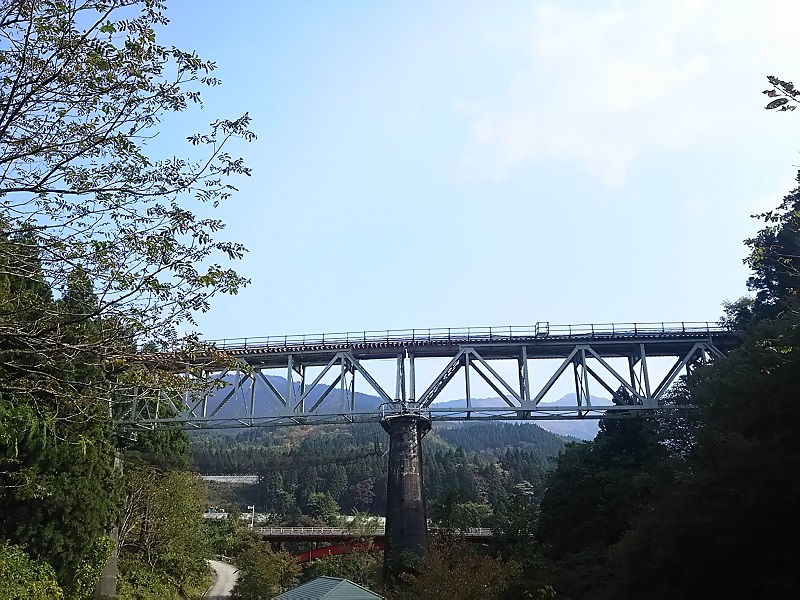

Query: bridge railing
left=254, top=526, right=493, bottom=537
left=208, top=321, right=727, bottom=351
left=254, top=526, right=376, bottom=537
left=544, top=322, right=724, bottom=338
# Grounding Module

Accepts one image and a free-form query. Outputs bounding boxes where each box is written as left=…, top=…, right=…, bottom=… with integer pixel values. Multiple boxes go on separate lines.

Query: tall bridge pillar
left=381, top=412, right=431, bottom=581
left=95, top=452, right=123, bottom=598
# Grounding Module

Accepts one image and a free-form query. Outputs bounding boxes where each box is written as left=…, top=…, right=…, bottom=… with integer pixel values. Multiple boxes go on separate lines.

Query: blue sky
left=154, top=0, right=800, bottom=342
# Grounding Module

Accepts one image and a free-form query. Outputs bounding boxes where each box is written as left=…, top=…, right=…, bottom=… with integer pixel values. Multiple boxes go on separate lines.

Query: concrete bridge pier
left=95, top=452, right=123, bottom=599
left=380, top=412, right=431, bottom=581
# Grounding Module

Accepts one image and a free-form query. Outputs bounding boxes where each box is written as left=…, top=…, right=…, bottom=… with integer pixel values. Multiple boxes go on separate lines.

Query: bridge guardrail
left=207, top=321, right=727, bottom=351
left=255, top=526, right=378, bottom=536
left=254, top=526, right=493, bottom=537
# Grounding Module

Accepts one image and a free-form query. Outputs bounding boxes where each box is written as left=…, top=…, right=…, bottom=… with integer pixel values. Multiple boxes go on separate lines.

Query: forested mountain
left=192, top=421, right=566, bottom=518
left=435, top=421, right=570, bottom=456
left=206, top=374, right=385, bottom=418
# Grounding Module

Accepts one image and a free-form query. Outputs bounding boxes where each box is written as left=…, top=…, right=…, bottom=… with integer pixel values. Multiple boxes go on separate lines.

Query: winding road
left=204, top=560, right=239, bottom=599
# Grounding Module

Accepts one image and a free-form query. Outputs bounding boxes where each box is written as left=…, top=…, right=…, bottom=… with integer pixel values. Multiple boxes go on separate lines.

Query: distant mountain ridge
left=431, top=394, right=612, bottom=440
left=205, top=375, right=607, bottom=440
left=206, top=374, right=385, bottom=416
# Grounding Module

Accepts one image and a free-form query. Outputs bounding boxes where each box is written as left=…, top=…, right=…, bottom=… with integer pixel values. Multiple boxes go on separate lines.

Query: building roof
left=273, top=576, right=383, bottom=600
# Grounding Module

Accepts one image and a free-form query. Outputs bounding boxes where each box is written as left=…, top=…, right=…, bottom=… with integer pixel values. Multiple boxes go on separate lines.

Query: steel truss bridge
left=115, top=322, right=738, bottom=430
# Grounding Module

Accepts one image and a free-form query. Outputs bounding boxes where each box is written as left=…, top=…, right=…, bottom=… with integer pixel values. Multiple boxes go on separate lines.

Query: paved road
left=204, top=560, right=238, bottom=599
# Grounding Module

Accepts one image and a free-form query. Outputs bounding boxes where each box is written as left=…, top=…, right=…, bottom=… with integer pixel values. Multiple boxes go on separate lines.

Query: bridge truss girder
left=115, top=334, right=727, bottom=431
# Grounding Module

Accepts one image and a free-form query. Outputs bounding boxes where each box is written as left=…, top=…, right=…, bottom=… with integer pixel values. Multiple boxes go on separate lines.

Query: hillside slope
left=193, top=421, right=568, bottom=518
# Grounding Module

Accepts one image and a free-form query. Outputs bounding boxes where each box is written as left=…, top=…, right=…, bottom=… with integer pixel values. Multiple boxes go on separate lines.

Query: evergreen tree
left=536, top=390, right=674, bottom=599
left=606, top=185, right=800, bottom=597
left=0, top=238, right=122, bottom=592
left=541, top=164, right=800, bottom=599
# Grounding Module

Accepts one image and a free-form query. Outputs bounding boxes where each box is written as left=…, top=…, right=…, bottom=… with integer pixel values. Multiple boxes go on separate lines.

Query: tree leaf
left=766, top=98, right=790, bottom=109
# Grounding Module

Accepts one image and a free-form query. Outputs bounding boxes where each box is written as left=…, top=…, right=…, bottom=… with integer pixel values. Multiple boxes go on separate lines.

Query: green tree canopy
left=0, top=0, right=253, bottom=593
left=0, top=542, right=64, bottom=600
left=744, top=175, right=800, bottom=315
left=231, top=543, right=300, bottom=600
left=0, top=0, right=254, bottom=408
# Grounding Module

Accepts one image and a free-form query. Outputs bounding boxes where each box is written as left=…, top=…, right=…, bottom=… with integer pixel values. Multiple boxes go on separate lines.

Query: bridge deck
left=198, top=322, right=737, bottom=368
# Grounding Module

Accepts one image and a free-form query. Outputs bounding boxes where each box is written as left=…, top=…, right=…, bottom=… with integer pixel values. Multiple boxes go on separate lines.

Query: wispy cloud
left=456, top=0, right=800, bottom=185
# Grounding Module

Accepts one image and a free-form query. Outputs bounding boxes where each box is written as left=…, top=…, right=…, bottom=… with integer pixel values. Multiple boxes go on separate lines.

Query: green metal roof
left=273, top=576, right=383, bottom=600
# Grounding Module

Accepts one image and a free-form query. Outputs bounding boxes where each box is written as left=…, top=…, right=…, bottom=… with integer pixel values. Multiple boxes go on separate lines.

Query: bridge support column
left=381, top=412, right=431, bottom=582
left=95, top=452, right=123, bottom=598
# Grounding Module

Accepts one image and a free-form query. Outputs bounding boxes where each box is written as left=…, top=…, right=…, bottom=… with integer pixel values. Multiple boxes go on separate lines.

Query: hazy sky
left=153, top=0, right=800, bottom=342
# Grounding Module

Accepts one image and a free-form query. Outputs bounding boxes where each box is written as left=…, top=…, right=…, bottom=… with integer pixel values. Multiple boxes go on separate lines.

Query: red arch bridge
left=254, top=526, right=494, bottom=563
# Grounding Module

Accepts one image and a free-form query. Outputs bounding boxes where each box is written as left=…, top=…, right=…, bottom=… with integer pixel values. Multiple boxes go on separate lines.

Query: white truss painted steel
left=115, top=322, right=738, bottom=430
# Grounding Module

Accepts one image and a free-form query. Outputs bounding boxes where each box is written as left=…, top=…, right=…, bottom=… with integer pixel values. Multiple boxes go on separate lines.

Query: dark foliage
left=536, top=160, right=800, bottom=599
